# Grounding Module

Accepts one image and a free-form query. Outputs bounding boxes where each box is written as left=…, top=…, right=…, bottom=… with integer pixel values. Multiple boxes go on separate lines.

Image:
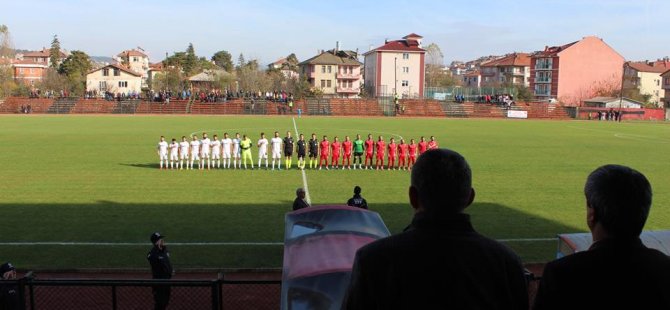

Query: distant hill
left=90, top=55, right=114, bottom=65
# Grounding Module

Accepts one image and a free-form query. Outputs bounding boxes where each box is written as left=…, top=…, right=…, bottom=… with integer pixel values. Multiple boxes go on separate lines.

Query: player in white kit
left=257, top=132, right=269, bottom=169
left=232, top=133, right=241, bottom=169
left=211, top=134, right=222, bottom=169
left=179, top=136, right=190, bottom=170
left=157, top=136, right=168, bottom=169
left=190, top=135, right=201, bottom=170
left=169, top=138, right=179, bottom=169
left=270, top=131, right=283, bottom=170
left=221, top=132, right=233, bottom=169
left=200, top=132, right=211, bottom=170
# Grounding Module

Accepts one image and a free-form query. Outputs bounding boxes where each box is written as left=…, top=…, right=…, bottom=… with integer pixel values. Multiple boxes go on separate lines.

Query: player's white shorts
left=180, top=152, right=189, bottom=160
left=272, top=150, right=281, bottom=159
left=223, top=151, right=231, bottom=159
left=170, top=153, right=179, bottom=161
left=212, top=152, right=221, bottom=160
left=233, top=151, right=241, bottom=158
left=159, top=152, right=168, bottom=160
left=258, top=151, right=268, bottom=159
left=201, top=151, right=210, bottom=159
left=191, top=152, right=200, bottom=160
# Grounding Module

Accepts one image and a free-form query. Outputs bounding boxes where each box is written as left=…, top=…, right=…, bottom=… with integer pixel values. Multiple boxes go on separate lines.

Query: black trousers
left=153, top=286, right=171, bottom=310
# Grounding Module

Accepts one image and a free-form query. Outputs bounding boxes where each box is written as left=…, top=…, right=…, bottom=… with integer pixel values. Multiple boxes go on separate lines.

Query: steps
left=112, top=100, right=141, bottom=114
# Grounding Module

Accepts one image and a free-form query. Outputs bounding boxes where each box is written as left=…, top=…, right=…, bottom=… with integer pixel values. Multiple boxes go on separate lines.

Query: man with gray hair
left=533, top=165, right=670, bottom=309
left=292, top=188, right=310, bottom=211
left=344, top=149, right=528, bottom=309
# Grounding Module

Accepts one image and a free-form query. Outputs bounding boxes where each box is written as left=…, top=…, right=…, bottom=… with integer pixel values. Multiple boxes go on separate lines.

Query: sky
left=2, top=0, right=668, bottom=65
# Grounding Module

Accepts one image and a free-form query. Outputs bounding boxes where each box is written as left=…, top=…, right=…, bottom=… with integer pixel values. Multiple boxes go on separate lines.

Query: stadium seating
left=71, top=100, right=118, bottom=114
left=0, top=97, right=55, bottom=113
left=47, top=98, right=78, bottom=114
left=135, top=100, right=189, bottom=114
left=190, top=101, right=245, bottom=114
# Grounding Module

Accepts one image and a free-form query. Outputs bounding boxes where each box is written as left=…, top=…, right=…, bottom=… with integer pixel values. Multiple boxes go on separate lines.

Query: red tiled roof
left=88, top=63, right=141, bottom=77
left=23, top=48, right=66, bottom=58
left=403, top=33, right=423, bottom=39
left=626, top=61, right=668, bottom=73
left=481, top=53, right=531, bottom=67
left=117, top=49, right=147, bottom=58
left=661, top=69, right=670, bottom=77
left=272, top=57, right=287, bottom=65
left=463, top=70, right=480, bottom=77
left=12, top=59, right=48, bottom=67
left=532, top=41, right=578, bottom=57
left=149, top=62, right=163, bottom=70
left=366, top=40, right=425, bottom=54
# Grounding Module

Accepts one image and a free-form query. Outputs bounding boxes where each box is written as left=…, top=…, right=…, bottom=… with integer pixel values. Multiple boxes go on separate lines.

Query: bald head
left=410, top=149, right=474, bottom=215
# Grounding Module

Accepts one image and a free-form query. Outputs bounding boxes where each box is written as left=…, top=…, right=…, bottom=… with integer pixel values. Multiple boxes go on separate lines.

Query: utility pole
left=394, top=57, right=397, bottom=95
left=619, top=62, right=626, bottom=111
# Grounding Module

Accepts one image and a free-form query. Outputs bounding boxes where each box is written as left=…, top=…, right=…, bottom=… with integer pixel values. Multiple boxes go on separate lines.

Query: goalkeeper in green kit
left=352, top=134, right=365, bottom=169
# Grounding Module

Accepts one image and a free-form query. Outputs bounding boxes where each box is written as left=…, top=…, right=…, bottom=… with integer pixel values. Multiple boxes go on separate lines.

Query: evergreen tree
left=49, top=35, right=61, bottom=69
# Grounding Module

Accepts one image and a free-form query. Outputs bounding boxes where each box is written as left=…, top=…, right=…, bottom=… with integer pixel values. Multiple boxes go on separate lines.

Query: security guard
left=0, top=262, right=18, bottom=310
left=147, top=232, right=173, bottom=310
left=347, top=186, right=368, bottom=209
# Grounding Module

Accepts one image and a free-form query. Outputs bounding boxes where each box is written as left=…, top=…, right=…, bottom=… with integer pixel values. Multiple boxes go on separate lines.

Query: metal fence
left=1, top=274, right=281, bottom=310
left=424, top=86, right=518, bottom=101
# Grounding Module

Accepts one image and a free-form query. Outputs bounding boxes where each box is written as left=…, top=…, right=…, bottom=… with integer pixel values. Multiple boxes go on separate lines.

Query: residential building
left=363, top=33, right=426, bottom=97
left=529, top=36, right=625, bottom=106
left=449, top=61, right=467, bottom=76
left=462, top=70, right=481, bottom=88
left=623, top=59, right=670, bottom=107
left=147, top=63, right=163, bottom=90
left=115, top=49, right=150, bottom=87
left=12, top=60, right=48, bottom=85
left=86, top=63, right=142, bottom=95
left=662, top=69, right=670, bottom=108
left=20, top=48, right=67, bottom=67
left=479, top=53, right=531, bottom=87
left=299, top=49, right=363, bottom=98
left=268, top=57, right=299, bottom=80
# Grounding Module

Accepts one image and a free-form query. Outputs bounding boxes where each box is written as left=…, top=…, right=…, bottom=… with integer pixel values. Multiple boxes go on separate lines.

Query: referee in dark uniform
left=283, top=131, right=294, bottom=169
left=147, top=232, right=173, bottom=310
left=347, top=186, right=368, bottom=209
left=296, top=134, right=307, bottom=170
left=308, top=133, right=319, bottom=169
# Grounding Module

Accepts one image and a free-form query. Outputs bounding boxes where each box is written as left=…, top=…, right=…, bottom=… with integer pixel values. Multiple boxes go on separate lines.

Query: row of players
left=157, top=132, right=439, bottom=170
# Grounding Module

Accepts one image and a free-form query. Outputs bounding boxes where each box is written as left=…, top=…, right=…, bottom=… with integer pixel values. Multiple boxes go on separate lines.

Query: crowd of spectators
left=592, top=109, right=622, bottom=121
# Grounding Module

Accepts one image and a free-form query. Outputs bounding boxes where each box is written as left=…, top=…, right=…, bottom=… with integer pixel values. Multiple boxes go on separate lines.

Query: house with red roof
left=479, top=53, right=531, bottom=87
left=299, top=48, right=363, bottom=98
left=623, top=59, right=669, bottom=107
left=12, top=59, right=48, bottom=86
left=363, top=33, right=426, bottom=97
left=529, top=36, right=624, bottom=106
left=114, top=49, right=150, bottom=86
left=86, top=63, right=142, bottom=96
left=20, top=48, right=67, bottom=67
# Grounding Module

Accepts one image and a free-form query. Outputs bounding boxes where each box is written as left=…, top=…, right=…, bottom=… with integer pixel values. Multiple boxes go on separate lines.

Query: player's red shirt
left=375, top=140, right=385, bottom=157
left=398, top=143, right=408, bottom=157
left=365, top=139, right=374, bottom=154
left=428, top=140, right=438, bottom=150
left=387, top=143, right=397, bottom=158
left=331, top=142, right=341, bottom=156
left=418, top=141, right=428, bottom=154
left=320, top=140, right=330, bottom=156
left=342, top=141, right=352, bottom=155
left=408, top=144, right=417, bottom=157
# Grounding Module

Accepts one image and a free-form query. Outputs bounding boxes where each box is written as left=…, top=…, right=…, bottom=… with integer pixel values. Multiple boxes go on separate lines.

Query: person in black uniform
left=296, top=134, right=307, bottom=170
left=0, top=262, right=19, bottom=310
left=283, top=131, right=294, bottom=169
left=308, top=133, right=319, bottom=170
left=292, top=188, right=310, bottom=211
left=347, top=186, right=368, bottom=209
left=147, top=232, right=173, bottom=310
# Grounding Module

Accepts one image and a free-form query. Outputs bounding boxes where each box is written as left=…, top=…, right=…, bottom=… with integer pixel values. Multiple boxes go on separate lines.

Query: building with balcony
left=529, top=36, right=624, bottom=106
left=462, top=70, right=481, bottom=88
left=19, top=48, right=67, bottom=67
left=299, top=49, right=362, bottom=98
left=86, top=64, right=142, bottom=96
left=623, top=60, right=669, bottom=107
left=115, top=49, right=150, bottom=87
left=662, top=69, right=670, bottom=109
left=12, top=60, right=48, bottom=86
left=363, top=33, right=426, bottom=97
left=479, top=53, right=530, bottom=87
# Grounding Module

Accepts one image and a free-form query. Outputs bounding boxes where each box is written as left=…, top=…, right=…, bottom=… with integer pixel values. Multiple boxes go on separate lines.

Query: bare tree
left=0, top=25, right=16, bottom=98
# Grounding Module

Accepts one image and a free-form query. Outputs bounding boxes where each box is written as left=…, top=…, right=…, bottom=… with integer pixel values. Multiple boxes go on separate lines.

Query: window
left=402, top=67, right=409, bottom=73
left=118, top=81, right=128, bottom=88
left=401, top=80, right=409, bottom=87
left=311, top=65, right=315, bottom=73
left=327, top=80, right=332, bottom=88
left=321, top=66, right=326, bottom=73
left=37, top=58, right=43, bottom=63
left=133, top=57, right=138, bottom=62
left=113, top=69, right=120, bottom=76
left=657, top=80, right=660, bottom=86
left=18, top=68, right=23, bottom=74
left=102, top=69, right=109, bottom=76
left=321, top=80, right=326, bottom=88
left=535, top=58, right=553, bottom=69
left=536, top=71, right=552, bottom=83
left=534, top=84, right=551, bottom=96
left=327, top=66, right=332, bottom=73
left=29, top=68, right=34, bottom=74
left=402, top=53, right=409, bottom=59
left=99, top=81, right=107, bottom=91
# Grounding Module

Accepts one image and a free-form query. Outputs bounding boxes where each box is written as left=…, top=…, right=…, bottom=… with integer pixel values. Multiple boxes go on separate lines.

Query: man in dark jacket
left=344, top=149, right=528, bottom=309
left=292, top=188, right=310, bottom=211
left=0, top=262, right=19, bottom=310
left=147, top=232, right=173, bottom=310
left=347, top=186, right=368, bottom=209
left=533, top=165, right=670, bottom=309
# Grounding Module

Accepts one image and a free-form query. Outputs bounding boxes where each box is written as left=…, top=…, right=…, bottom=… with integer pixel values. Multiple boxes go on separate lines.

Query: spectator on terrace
left=344, top=149, right=528, bottom=309
left=0, top=262, right=19, bottom=310
left=292, top=188, right=310, bottom=211
left=533, top=165, right=670, bottom=309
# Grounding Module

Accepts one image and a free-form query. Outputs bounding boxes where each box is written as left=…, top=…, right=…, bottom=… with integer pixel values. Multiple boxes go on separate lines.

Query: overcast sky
left=2, top=0, right=667, bottom=65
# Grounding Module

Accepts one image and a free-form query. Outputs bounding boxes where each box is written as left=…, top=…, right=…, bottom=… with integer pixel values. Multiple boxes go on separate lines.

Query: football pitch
left=1, top=115, right=669, bottom=270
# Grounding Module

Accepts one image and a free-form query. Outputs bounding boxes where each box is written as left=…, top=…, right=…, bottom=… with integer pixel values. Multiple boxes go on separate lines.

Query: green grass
left=1, top=115, right=669, bottom=270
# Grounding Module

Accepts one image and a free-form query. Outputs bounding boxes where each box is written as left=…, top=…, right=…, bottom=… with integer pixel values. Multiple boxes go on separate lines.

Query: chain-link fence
left=424, top=86, right=518, bottom=101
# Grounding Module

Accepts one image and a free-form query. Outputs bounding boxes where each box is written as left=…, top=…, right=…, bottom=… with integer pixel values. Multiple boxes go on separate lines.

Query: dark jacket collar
left=589, top=236, right=645, bottom=251
left=405, top=211, right=475, bottom=233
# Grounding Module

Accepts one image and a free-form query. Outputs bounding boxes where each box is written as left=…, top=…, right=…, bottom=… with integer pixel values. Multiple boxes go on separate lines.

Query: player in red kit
left=319, top=136, right=330, bottom=170
left=375, top=136, right=386, bottom=170
left=330, top=136, right=341, bottom=169
left=408, top=138, right=418, bottom=169
left=418, top=136, right=428, bottom=155
left=397, top=139, right=408, bottom=170
left=342, top=136, right=353, bottom=169
left=364, top=134, right=374, bottom=170
left=428, top=136, right=438, bottom=150
left=387, top=137, right=397, bottom=170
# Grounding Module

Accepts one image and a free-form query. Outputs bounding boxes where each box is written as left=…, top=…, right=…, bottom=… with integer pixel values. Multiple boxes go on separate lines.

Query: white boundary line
left=0, top=238, right=556, bottom=246
left=292, top=117, right=311, bottom=204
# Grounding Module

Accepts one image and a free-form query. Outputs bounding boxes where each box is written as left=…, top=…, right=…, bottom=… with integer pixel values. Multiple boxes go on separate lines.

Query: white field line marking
left=566, top=125, right=670, bottom=144
left=292, top=117, right=311, bottom=205
left=0, top=238, right=555, bottom=246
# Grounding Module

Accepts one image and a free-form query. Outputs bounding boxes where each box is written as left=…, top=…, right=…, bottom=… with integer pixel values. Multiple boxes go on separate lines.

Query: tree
left=237, top=53, right=246, bottom=70
left=424, top=43, right=444, bottom=67
left=49, top=35, right=61, bottom=69
left=285, top=53, right=299, bottom=71
left=37, top=68, right=68, bottom=93
left=152, top=67, right=186, bottom=93
left=0, top=24, right=17, bottom=98
left=183, top=43, right=197, bottom=76
left=0, top=24, right=14, bottom=59
left=58, top=50, right=92, bottom=95
left=211, top=50, right=233, bottom=72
